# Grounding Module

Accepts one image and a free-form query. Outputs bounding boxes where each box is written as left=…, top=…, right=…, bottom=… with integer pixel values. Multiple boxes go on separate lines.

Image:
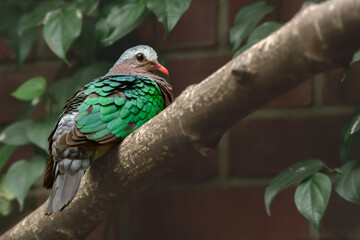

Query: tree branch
left=2, top=0, right=360, bottom=239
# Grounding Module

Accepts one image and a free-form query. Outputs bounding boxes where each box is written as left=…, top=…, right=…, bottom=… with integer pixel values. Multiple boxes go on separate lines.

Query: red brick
left=1, top=145, right=34, bottom=173
left=137, top=0, right=218, bottom=50
left=0, top=37, right=15, bottom=62
left=161, top=151, right=218, bottom=180
left=274, top=0, right=304, bottom=22
left=0, top=67, right=58, bottom=123
left=86, top=212, right=119, bottom=240
left=130, top=187, right=308, bottom=240
left=320, top=193, right=360, bottom=239
left=167, top=56, right=231, bottom=97
left=0, top=36, right=38, bottom=64
left=266, top=78, right=313, bottom=107
left=36, top=38, right=60, bottom=60
left=322, top=63, right=360, bottom=105
left=229, top=116, right=349, bottom=177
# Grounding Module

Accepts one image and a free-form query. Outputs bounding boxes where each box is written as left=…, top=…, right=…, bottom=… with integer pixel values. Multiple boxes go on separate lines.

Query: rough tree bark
left=2, top=0, right=360, bottom=239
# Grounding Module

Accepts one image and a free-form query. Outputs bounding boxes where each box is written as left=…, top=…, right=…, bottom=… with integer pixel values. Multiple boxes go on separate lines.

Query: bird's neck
left=106, top=63, right=174, bottom=108
left=106, top=62, right=154, bottom=78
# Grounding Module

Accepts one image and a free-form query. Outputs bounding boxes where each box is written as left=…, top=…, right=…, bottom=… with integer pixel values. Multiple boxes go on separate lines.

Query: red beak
left=154, top=63, right=169, bottom=76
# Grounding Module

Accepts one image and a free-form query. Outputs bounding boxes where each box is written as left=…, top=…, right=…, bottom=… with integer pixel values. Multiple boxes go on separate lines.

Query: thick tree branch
left=2, top=0, right=360, bottom=239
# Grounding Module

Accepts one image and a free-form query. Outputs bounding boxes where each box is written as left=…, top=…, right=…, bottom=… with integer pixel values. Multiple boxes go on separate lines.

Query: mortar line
left=313, top=73, right=325, bottom=107
left=218, top=131, right=230, bottom=178
left=163, top=47, right=229, bottom=59
left=117, top=202, right=131, bottom=240
left=218, top=0, right=229, bottom=50
left=246, top=106, right=354, bottom=120
left=149, top=177, right=272, bottom=192
left=0, top=60, right=62, bottom=73
left=27, top=177, right=273, bottom=197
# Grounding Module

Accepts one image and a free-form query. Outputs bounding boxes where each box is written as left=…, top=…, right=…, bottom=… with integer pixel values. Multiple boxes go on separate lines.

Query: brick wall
left=1, top=0, right=360, bottom=239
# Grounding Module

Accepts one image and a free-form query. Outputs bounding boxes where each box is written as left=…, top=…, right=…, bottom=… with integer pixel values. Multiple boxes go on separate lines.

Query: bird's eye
left=136, top=53, right=145, bottom=62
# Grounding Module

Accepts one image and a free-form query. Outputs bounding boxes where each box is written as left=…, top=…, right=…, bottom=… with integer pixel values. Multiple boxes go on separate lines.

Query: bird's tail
left=45, top=171, right=84, bottom=215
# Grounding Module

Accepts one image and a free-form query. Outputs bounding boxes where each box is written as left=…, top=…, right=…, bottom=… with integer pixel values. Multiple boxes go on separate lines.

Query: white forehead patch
left=116, top=45, right=158, bottom=64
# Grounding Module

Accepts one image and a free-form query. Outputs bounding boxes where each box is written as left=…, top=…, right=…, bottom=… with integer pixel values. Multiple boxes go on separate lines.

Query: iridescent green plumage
left=75, top=75, right=164, bottom=141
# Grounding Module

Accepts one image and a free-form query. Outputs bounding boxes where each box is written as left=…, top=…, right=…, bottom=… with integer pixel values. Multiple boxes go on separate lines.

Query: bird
left=43, top=45, right=174, bottom=215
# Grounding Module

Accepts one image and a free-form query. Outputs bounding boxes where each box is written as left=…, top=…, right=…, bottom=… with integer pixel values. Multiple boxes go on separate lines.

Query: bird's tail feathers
left=45, top=171, right=84, bottom=215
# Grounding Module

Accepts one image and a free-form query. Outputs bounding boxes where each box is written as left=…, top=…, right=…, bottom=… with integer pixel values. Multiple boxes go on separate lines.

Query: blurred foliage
left=0, top=0, right=192, bottom=221
left=229, top=1, right=275, bottom=53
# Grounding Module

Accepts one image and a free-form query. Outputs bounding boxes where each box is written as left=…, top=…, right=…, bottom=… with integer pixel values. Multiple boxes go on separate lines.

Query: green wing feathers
left=75, top=75, right=164, bottom=143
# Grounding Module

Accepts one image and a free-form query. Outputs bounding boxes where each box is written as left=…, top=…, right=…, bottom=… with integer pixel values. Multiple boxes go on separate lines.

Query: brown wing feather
left=43, top=156, right=55, bottom=189
left=43, top=127, right=57, bottom=189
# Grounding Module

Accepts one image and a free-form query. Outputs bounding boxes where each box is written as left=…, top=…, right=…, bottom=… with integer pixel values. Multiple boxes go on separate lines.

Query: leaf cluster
left=229, top=0, right=360, bottom=232
left=1, top=0, right=192, bottom=66
left=0, top=0, right=192, bottom=219
left=265, top=107, right=360, bottom=231
left=229, top=1, right=282, bottom=57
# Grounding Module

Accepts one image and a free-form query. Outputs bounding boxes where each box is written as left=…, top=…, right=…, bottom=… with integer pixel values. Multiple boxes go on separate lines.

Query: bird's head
left=108, top=45, right=169, bottom=76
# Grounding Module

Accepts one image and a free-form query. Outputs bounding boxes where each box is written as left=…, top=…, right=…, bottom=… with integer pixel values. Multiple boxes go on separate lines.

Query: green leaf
left=0, top=4, right=18, bottom=34
left=349, top=113, right=360, bottom=135
left=147, top=0, right=192, bottom=35
left=18, top=1, right=64, bottom=38
left=43, top=6, right=83, bottom=64
left=75, top=0, right=99, bottom=16
left=0, top=175, right=16, bottom=216
left=351, top=49, right=360, bottom=65
left=95, top=18, right=109, bottom=42
left=265, top=159, right=325, bottom=215
left=230, top=1, right=274, bottom=52
left=234, top=21, right=282, bottom=57
left=6, top=156, right=46, bottom=211
left=0, top=145, right=17, bottom=172
left=0, top=175, right=15, bottom=201
left=26, top=116, right=58, bottom=152
left=340, top=111, right=360, bottom=163
left=0, top=120, right=31, bottom=145
left=295, top=173, right=331, bottom=231
left=17, top=27, right=39, bottom=67
left=11, top=77, right=46, bottom=101
left=98, top=1, right=147, bottom=47
left=0, top=198, right=14, bottom=216
left=335, top=160, right=360, bottom=204
left=0, top=5, right=36, bottom=68
left=340, top=133, right=360, bottom=164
